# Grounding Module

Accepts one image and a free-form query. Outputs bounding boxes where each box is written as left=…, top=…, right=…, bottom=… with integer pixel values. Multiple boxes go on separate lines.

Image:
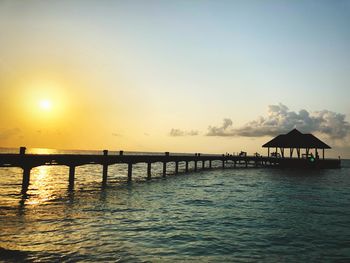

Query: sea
left=0, top=148, right=349, bottom=262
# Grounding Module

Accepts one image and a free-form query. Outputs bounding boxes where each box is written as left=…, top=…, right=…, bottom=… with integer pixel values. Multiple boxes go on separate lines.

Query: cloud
left=169, top=128, right=199, bottom=137
left=0, top=128, right=21, bottom=140
left=207, top=118, right=233, bottom=136
left=206, top=103, right=350, bottom=139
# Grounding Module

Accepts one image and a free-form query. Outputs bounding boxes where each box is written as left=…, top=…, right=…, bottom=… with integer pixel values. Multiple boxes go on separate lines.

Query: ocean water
left=0, top=149, right=350, bottom=262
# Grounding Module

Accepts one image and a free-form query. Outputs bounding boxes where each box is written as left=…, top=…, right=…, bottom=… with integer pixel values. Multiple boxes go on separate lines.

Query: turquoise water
left=0, top=150, right=349, bottom=262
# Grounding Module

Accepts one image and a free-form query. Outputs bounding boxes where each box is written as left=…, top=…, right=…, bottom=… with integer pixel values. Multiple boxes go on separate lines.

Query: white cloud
left=207, top=118, right=233, bottom=136
left=206, top=103, right=350, bottom=139
left=170, top=128, right=199, bottom=137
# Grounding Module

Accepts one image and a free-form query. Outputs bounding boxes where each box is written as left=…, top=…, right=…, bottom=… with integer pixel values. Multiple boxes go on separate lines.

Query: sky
left=0, top=0, right=349, bottom=157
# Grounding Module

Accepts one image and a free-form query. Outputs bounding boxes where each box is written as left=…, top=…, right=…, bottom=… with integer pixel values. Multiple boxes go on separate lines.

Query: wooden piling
left=21, top=166, right=31, bottom=193
left=69, top=165, right=75, bottom=189
left=185, top=161, right=189, bottom=172
left=102, top=150, right=108, bottom=185
left=163, top=162, right=167, bottom=177
left=20, top=147, right=30, bottom=193
left=202, top=160, right=205, bottom=169
left=128, top=163, right=132, bottom=182
left=20, top=146, right=26, bottom=155
left=194, top=161, right=197, bottom=171
left=147, top=162, right=152, bottom=180
left=209, top=160, right=212, bottom=169
left=175, top=161, right=179, bottom=174
left=222, top=160, right=225, bottom=169
left=102, top=164, right=108, bottom=185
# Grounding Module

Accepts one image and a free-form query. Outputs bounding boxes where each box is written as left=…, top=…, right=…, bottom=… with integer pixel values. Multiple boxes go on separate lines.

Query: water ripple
left=1, top=162, right=350, bottom=262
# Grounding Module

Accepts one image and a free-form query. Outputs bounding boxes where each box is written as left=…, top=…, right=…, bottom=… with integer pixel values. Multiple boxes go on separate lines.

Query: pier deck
left=0, top=147, right=341, bottom=193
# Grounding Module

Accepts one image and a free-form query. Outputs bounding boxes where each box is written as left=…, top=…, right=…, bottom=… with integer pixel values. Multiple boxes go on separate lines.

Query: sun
left=39, top=99, right=52, bottom=110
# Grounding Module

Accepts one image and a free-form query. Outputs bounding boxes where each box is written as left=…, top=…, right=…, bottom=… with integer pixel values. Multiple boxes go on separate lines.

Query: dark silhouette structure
left=262, top=128, right=331, bottom=159
left=1, top=148, right=265, bottom=193
left=0, top=140, right=340, bottom=194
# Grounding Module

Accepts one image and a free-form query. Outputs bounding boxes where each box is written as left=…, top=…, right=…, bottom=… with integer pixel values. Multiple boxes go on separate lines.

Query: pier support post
left=128, top=163, right=133, bottom=182
left=147, top=163, right=152, bottom=180
left=20, top=147, right=30, bottom=193
left=102, top=150, right=108, bottom=186
left=163, top=162, right=167, bottom=177
left=194, top=161, right=197, bottom=172
left=209, top=160, right=212, bottom=169
left=69, top=165, right=75, bottom=190
left=222, top=160, right=225, bottom=169
left=20, top=146, right=26, bottom=155
left=245, top=159, right=248, bottom=168
left=175, top=161, right=179, bottom=174
left=202, top=160, right=205, bottom=169
left=21, top=166, right=31, bottom=193
left=102, top=164, right=108, bottom=186
left=185, top=161, right=189, bottom=172
left=234, top=160, right=236, bottom=168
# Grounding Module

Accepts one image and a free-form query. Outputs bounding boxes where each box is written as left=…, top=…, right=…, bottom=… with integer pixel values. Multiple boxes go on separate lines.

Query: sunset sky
left=1, top=1, right=349, bottom=157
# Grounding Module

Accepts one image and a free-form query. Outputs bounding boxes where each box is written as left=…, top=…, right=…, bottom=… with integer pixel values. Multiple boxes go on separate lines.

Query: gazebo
left=262, top=129, right=331, bottom=159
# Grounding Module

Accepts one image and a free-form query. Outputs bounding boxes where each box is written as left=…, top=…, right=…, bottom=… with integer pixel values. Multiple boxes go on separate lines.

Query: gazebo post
left=268, top=147, right=270, bottom=157
left=322, top=148, right=325, bottom=160
left=306, top=148, right=309, bottom=157
left=275, top=147, right=277, bottom=156
left=280, top=148, right=284, bottom=158
left=290, top=148, right=294, bottom=158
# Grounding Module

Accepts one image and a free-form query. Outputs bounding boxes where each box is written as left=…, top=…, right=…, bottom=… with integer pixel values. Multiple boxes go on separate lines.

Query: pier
left=0, top=146, right=341, bottom=193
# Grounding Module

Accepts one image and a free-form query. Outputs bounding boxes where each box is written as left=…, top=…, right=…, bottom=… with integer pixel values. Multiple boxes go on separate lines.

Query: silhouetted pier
left=0, top=147, right=340, bottom=193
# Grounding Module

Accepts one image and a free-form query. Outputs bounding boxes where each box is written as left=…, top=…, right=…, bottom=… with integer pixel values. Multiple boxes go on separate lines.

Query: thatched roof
left=262, top=129, right=331, bottom=149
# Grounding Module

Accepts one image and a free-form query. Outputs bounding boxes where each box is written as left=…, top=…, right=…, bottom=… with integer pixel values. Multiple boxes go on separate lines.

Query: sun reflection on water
left=26, top=166, right=58, bottom=205
left=28, top=148, right=58, bottom=154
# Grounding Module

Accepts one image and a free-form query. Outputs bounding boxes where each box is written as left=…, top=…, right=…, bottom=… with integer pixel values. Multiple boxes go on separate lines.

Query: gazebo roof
left=262, top=129, right=331, bottom=149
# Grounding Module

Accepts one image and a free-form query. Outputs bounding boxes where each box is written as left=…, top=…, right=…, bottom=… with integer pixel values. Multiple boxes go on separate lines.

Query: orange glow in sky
left=0, top=1, right=349, bottom=158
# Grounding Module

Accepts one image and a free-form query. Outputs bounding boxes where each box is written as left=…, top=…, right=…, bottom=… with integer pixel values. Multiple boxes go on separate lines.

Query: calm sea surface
left=0, top=149, right=349, bottom=262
